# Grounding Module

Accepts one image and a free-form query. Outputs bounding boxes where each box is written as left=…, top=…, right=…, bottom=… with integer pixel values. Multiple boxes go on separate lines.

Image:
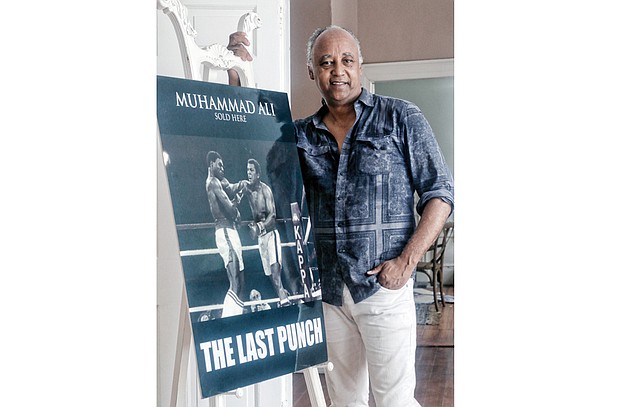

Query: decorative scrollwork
left=237, top=12, right=263, bottom=33
left=158, top=0, right=261, bottom=86
left=202, top=44, right=239, bottom=70
left=158, top=0, right=197, bottom=38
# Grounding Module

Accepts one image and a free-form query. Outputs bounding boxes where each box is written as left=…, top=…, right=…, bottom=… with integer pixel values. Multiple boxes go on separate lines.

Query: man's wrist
left=398, top=251, right=420, bottom=269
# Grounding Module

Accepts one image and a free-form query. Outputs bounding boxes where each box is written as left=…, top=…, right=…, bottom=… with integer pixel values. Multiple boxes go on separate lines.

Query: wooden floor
left=292, top=286, right=454, bottom=407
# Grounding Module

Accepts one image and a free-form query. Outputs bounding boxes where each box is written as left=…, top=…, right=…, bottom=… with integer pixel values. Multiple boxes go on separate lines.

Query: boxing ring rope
left=177, top=216, right=312, bottom=257
left=189, top=293, right=311, bottom=313
left=176, top=216, right=320, bottom=314
left=180, top=241, right=296, bottom=257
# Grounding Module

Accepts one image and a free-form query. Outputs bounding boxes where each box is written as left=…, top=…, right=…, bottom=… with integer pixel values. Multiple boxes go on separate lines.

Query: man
left=244, top=158, right=290, bottom=307
left=205, top=150, right=248, bottom=317
left=228, top=26, right=453, bottom=407
left=249, top=289, right=272, bottom=312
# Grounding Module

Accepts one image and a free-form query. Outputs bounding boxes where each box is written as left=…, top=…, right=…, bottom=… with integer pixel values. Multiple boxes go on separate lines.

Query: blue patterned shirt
left=295, top=88, right=454, bottom=306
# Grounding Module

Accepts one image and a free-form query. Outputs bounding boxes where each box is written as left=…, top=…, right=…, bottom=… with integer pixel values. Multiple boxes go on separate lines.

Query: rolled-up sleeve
left=403, top=107, right=454, bottom=216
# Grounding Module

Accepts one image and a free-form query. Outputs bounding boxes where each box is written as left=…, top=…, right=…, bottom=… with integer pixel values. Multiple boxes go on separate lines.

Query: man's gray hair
left=306, top=25, right=364, bottom=67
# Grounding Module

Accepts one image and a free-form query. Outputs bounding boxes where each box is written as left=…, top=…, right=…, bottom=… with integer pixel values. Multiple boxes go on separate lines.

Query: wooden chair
left=416, top=221, right=454, bottom=311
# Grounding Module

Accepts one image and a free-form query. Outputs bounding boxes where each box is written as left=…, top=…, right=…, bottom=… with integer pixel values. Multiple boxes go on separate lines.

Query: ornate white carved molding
left=158, top=0, right=261, bottom=87
left=237, top=10, right=262, bottom=33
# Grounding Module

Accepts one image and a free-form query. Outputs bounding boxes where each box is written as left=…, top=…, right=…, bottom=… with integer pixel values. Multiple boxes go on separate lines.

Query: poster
left=157, top=75, right=327, bottom=398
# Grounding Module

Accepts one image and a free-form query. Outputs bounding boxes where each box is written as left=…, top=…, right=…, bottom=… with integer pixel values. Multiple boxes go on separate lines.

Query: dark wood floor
left=293, top=286, right=454, bottom=407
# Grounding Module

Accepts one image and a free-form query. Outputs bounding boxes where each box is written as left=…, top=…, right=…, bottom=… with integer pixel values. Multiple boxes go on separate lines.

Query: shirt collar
left=310, top=87, right=373, bottom=129
left=357, top=87, right=374, bottom=107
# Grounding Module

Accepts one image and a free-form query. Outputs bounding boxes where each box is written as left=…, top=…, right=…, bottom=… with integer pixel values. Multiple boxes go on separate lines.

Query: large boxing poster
left=157, top=75, right=326, bottom=398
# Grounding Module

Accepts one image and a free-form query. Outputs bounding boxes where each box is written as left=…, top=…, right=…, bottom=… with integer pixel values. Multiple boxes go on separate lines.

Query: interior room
left=7, top=2, right=616, bottom=407
left=157, top=1, right=454, bottom=406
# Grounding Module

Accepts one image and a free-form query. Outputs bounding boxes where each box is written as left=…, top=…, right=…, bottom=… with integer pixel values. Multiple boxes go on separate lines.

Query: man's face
left=309, top=28, right=363, bottom=108
left=211, top=158, right=224, bottom=179
left=247, top=163, right=259, bottom=184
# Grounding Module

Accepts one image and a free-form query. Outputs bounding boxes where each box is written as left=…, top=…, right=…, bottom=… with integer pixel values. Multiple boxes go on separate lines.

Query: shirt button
left=337, top=222, right=344, bottom=227
left=338, top=249, right=345, bottom=253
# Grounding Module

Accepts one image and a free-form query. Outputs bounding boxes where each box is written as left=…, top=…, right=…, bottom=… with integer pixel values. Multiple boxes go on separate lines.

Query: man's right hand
left=227, top=32, right=253, bottom=62
left=227, top=32, right=253, bottom=86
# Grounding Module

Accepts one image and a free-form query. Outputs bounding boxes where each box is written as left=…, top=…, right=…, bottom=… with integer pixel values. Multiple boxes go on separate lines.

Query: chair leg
left=438, top=265, right=445, bottom=307
left=432, top=269, right=439, bottom=312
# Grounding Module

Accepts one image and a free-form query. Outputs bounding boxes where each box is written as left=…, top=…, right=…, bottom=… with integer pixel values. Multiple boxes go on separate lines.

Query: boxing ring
left=176, top=215, right=321, bottom=315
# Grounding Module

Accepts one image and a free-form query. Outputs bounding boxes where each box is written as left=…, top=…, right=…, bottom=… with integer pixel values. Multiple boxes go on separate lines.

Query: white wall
left=157, top=1, right=294, bottom=406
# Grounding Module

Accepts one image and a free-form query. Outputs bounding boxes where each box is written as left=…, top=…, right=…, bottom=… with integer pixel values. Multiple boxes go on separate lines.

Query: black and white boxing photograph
left=157, top=76, right=327, bottom=397
left=158, top=78, right=322, bottom=322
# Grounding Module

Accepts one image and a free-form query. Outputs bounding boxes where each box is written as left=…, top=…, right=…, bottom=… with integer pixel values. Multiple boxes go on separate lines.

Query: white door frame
left=362, top=58, right=454, bottom=93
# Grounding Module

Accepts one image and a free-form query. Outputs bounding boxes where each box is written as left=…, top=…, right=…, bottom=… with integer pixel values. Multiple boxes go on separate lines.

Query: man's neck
left=327, top=103, right=355, bottom=120
left=324, top=104, right=357, bottom=151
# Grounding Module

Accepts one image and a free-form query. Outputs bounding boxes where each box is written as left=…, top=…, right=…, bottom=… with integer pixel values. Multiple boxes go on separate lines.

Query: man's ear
left=308, top=66, right=315, bottom=80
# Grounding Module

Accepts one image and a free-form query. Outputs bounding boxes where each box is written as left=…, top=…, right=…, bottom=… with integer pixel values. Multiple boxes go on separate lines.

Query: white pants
left=323, top=279, right=421, bottom=407
left=215, top=227, right=244, bottom=271
left=258, top=229, right=281, bottom=275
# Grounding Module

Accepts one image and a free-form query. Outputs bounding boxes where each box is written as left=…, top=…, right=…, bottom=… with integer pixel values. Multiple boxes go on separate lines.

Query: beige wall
left=290, top=0, right=332, bottom=119
left=357, top=0, right=453, bottom=63
left=331, top=0, right=358, bottom=33
left=290, top=0, right=453, bottom=118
